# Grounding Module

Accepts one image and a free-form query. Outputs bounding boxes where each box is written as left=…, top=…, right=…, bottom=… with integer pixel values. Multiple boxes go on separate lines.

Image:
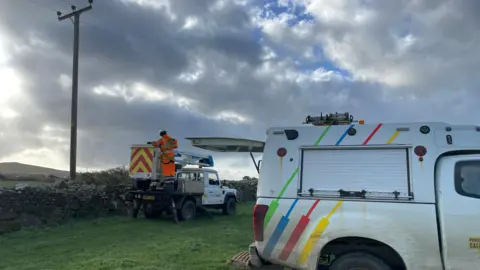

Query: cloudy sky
left=0, top=0, right=479, bottom=179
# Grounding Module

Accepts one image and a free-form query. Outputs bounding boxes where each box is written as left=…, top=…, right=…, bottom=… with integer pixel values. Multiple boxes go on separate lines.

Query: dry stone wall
left=0, top=182, right=131, bottom=234
left=0, top=169, right=259, bottom=234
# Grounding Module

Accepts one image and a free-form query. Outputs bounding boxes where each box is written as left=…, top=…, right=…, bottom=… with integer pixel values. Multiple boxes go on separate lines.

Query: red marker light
left=414, top=145, right=427, bottom=157
left=253, top=204, right=269, bottom=241
left=277, top=147, right=287, bottom=157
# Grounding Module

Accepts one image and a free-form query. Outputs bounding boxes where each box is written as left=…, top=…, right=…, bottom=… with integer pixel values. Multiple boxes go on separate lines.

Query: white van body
left=188, top=121, right=480, bottom=270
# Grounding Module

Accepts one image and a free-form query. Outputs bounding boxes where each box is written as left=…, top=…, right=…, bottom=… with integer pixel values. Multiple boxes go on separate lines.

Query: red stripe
left=143, top=148, right=153, bottom=160
left=305, top=199, right=320, bottom=218
left=129, top=148, right=142, bottom=172
left=131, top=148, right=141, bottom=159
left=278, top=216, right=310, bottom=261
left=130, top=155, right=145, bottom=170
left=132, top=148, right=142, bottom=158
left=278, top=200, right=320, bottom=261
left=139, top=155, right=152, bottom=171
left=131, top=155, right=151, bottom=172
left=363, top=123, right=382, bottom=145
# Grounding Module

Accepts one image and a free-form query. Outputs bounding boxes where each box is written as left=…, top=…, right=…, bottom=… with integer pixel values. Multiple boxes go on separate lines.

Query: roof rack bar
left=303, top=112, right=357, bottom=126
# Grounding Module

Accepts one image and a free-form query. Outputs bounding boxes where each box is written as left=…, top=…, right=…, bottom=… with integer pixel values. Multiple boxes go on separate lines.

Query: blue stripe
left=262, top=199, right=299, bottom=257
left=285, top=199, right=299, bottom=218
left=263, top=216, right=289, bottom=257
left=335, top=124, right=355, bottom=145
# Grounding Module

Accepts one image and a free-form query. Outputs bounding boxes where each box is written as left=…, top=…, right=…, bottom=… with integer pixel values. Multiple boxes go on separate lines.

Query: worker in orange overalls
left=152, top=130, right=178, bottom=177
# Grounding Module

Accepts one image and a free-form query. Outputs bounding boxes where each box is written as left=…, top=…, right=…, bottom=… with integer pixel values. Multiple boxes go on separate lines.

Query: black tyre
left=179, top=200, right=196, bottom=221
left=329, top=252, right=391, bottom=270
left=222, top=196, right=236, bottom=216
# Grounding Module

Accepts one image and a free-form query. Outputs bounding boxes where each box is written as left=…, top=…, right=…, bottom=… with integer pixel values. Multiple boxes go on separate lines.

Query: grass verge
left=0, top=203, right=254, bottom=270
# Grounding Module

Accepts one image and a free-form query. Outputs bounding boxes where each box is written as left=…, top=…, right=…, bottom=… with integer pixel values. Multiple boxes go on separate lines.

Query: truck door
left=204, top=172, right=223, bottom=204
left=437, top=154, right=480, bottom=269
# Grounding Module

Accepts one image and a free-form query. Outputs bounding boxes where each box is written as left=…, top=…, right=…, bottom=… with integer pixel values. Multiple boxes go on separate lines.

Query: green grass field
left=0, top=203, right=254, bottom=270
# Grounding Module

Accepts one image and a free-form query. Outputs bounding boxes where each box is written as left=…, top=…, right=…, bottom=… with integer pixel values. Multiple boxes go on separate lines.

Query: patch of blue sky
left=304, top=46, right=352, bottom=78
left=259, top=0, right=314, bottom=25
left=253, top=0, right=351, bottom=79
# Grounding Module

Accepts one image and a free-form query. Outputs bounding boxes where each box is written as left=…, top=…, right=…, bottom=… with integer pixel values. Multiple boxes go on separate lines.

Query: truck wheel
left=222, top=196, right=236, bottom=216
left=179, top=200, right=196, bottom=221
left=329, top=252, right=391, bottom=270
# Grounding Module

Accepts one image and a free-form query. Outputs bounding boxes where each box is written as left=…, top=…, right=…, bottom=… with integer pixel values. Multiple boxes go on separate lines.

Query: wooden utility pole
left=57, top=1, right=93, bottom=181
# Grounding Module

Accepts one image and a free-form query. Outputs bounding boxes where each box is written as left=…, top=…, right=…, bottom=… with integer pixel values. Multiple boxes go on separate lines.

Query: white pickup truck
left=188, top=112, right=480, bottom=270
left=127, top=145, right=237, bottom=222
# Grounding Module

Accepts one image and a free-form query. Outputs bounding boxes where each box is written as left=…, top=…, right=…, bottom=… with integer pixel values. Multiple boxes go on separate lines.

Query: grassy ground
left=0, top=203, right=254, bottom=270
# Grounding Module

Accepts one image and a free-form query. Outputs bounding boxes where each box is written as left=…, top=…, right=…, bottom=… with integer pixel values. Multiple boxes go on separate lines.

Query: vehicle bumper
left=249, top=242, right=265, bottom=267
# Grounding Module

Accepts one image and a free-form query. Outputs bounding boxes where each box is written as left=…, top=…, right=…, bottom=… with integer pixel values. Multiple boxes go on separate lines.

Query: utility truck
left=126, top=145, right=237, bottom=223
left=187, top=112, right=480, bottom=270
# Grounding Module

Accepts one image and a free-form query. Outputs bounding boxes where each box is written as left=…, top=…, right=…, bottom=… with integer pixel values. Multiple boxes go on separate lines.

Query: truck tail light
left=253, top=204, right=269, bottom=241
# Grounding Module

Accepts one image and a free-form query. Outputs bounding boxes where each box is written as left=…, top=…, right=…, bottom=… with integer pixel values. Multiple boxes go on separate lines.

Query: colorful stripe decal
left=278, top=200, right=320, bottom=261
left=363, top=123, right=382, bottom=145
left=386, top=130, right=399, bottom=144
left=335, top=124, right=355, bottom=145
left=264, top=126, right=332, bottom=227
left=297, top=201, right=343, bottom=265
left=264, top=169, right=298, bottom=227
left=313, top=125, right=332, bottom=146
left=263, top=199, right=299, bottom=257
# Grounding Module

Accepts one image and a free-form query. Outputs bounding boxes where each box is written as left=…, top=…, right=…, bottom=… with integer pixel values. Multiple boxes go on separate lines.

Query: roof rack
left=303, top=112, right=357, bottom=126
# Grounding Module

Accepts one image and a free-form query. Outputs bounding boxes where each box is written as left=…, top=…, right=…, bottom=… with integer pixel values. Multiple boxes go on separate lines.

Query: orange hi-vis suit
left=152, top=133, right=178, bottom=177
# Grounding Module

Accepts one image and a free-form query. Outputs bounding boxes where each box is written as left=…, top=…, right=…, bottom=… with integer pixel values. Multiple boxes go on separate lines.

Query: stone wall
left=0, top=168, right=258, bottom=234
left=0, top=182, right=131, bottom=234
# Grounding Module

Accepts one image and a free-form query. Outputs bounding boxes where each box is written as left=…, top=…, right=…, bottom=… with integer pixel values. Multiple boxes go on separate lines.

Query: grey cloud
left=2, top=0, right=480, bottom=178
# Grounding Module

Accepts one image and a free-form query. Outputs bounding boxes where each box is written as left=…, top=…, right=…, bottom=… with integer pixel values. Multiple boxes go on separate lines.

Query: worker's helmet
left=159, top=130, right=167, bottom=136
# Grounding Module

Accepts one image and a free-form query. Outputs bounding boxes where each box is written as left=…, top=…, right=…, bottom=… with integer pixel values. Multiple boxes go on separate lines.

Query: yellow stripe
left=129, top=149, right=140, bottom=169
left=129, top=148, right=154, bottom=172
left=130, top=149, right=146, bottom=167
left=297, top=201, right=343, bottom=265
left=143, top=148, right=154, bottom=170
left=386, top=130, right=399, bottom=144
left=131, top=160, right=148, bottom=173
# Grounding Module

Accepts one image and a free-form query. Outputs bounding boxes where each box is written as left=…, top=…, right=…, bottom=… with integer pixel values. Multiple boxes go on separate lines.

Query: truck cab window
left=455, top=161, right=480, bottom=198
left=208, top=173, right=220, bottom=186
left=177, top=172, right=190, bottom=181
left=194, top=172, right=204, bottom=182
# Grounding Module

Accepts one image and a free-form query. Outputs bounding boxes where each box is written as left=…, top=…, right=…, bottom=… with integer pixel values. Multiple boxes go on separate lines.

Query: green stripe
left=264, top=126, right=332, bottom=228
left=264, top=200, right=279, bottom=227
left=314, top=125, right=331, bottom=146
left=277, top=168, right=299, bottom=198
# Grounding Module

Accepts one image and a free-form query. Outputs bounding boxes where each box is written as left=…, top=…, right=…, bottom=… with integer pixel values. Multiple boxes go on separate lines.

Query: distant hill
left=0, top=162, right=69, bottom=178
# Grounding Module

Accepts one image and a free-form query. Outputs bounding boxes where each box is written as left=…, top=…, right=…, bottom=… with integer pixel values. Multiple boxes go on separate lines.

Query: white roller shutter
left=300, top=147, right=411, bottom=198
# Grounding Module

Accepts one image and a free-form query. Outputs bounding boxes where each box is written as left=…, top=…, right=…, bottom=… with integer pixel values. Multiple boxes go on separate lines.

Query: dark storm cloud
left=3, top=0, right=480, bottom=176
left=0, top=0, right=266, bottom=171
